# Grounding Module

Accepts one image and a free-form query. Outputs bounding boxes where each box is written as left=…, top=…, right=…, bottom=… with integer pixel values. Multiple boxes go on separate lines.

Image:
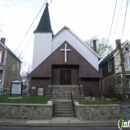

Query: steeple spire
left=34, top=3, right=53, bottom=33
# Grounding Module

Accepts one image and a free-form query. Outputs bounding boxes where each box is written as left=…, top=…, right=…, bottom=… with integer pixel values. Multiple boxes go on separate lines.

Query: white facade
left=32, top=27, right=99, bottom=71
left=32, top=33, right=52, bottom=70
left=52, top=28, right=99, bottom=70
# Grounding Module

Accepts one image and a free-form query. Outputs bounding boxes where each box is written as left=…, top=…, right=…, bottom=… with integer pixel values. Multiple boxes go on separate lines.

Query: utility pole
left=116, top=39, right=126, bottom=99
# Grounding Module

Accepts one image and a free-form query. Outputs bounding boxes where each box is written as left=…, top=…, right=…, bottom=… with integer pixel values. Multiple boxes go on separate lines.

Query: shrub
left=103, top=75, right=121, bottom=98
left=116, top=94, right=124, bottom=101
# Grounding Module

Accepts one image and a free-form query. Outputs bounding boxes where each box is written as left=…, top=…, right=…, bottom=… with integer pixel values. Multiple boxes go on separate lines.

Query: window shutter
left=1, top=51, right=4, bottom=63
left=0, top=51, right=2, bottom=63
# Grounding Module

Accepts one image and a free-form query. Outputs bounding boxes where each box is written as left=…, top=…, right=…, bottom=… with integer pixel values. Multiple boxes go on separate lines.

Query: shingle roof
left=0, top=41, right=22, bottom=63
left=99, top=41, right=128, bottom=66
left=34, top=3, right=53, bottom=33
left=99, top=49, right=117, bottom=65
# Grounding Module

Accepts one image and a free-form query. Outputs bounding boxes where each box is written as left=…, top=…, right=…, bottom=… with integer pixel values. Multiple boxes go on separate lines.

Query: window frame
left=124, top=57, right=130, bottom=69
left=124, top=46, right=129, bottom=52
left=108, top=60, right=112, bottom=72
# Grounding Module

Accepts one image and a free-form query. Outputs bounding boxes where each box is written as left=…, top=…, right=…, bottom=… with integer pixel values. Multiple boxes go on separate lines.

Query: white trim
left=52, top=27, right=99, bottom=70
left=124, top=46, right=130, bottom=52
left=0, top=41, right=7, bottom=49
left=114, top=40, right=130, bottom=57
left=53, top=26, right=100, bottom=58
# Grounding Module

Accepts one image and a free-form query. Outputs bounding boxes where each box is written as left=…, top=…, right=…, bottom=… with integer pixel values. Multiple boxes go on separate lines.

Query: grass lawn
left=79, top=98, right=121, bottom=104
left=0, top=95, right=48, bottom=104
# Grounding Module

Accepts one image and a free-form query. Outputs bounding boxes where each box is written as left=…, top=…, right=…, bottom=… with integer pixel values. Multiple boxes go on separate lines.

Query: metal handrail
left=77, top=78, right=81, bottom=96
left=52, top=91, right=55, bottom=116
left=50, top=77, right=53, bottom=95
left=71, top=91, right=75, bottom=114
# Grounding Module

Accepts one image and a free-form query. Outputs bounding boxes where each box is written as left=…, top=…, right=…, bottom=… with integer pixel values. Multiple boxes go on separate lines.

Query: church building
left=28, top=3, right=102, bottom=97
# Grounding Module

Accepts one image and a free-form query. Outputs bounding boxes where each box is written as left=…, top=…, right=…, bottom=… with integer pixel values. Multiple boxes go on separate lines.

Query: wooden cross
left=61, top=44, right=71, bottom=62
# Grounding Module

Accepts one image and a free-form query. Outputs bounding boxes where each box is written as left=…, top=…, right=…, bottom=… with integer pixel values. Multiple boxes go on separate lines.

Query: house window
left=124, top=46, right=129, bottom=52
left=108, top=61, right=112, bottom=72
left=0, top=51, right=2, bottom=63
left=17, top=61, right=19, bottom=70
left=12, top=64, right=15, bottom=71
left=125, top=57, right=130, bottom=69
left=37, top=87, right=43, bottom=96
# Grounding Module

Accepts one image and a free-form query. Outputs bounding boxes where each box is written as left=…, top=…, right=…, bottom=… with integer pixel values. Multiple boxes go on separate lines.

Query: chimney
left=93, top=40, right=97, bottom=53
left=0, top=38, right=6, bottom=44
left=115, top=39, right=121, bottom=48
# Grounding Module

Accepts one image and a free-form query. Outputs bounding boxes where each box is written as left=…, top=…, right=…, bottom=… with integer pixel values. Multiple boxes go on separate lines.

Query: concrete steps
left=54, top=99, right=75, bottom=117
left=46, top=85, right=85, bottom=100
left=46, top=85, right=85, bottom=117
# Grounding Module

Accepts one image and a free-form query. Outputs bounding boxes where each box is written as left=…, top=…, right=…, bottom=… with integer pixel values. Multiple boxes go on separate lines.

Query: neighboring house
left=99, top=40, right=130, bottom=94
left=0, top=38, right=22, bottom=95
left=28, top=3, right=102, bottom=97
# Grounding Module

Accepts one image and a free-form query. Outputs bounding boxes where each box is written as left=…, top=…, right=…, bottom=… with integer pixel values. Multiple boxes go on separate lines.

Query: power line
left=121, top=0, right=129, bottom=40
left=49, top=0, right=53, bottom=5
left=113, top=0, right=123, bottom=40
left=108, top=0, right=117, bottom=42
left=14, top=1, right=47, bottom=53
left=17, top=35, right=33, bottom=59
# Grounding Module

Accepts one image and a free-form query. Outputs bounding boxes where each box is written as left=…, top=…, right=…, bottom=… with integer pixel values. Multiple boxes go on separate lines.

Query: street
left=0, top=126, right=119, bottom=130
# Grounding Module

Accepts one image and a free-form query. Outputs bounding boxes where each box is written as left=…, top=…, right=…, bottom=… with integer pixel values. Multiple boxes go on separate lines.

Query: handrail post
left=50, top=77, right=52, bottom=95
left=77, top=78, right=81, bottom=96
left=52, top=91, right=55, bottom=116
left=71, top=91, right=75, bottom=114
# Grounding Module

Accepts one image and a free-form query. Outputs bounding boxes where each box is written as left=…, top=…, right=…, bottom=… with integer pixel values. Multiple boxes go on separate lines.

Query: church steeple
left=34, top=3, right=53, bottom=33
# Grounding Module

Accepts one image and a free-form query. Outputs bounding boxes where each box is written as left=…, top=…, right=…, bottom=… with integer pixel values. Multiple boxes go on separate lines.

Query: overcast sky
left=0, top=0, right=130, bottom=72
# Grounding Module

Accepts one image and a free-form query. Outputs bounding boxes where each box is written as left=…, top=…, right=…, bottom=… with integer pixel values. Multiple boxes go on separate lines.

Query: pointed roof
left=99, top=40, right=130, bottom=65
left=34, top=3, right=53, bottom=33
left=28, top=41, right=102, bottom=78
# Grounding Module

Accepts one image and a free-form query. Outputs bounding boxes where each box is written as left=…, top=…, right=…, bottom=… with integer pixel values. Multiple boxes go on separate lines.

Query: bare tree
left=21, top=64, right=31, bottom=95
left=85, top=37, right=113, bottom=59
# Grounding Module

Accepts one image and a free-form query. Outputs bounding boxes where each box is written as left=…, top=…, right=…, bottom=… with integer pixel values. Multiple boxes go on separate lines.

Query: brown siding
left=29, top=41, right=102, bottom=96
left=100, top=57, right=115, bottom=78
left=81, top=78, right=100, bottom=97
left=4, top=51, right=21, bottom=88
left=52, top=65, right=79, bottom=85
left=29, top=41, right=102, bottom=78
left=30, top=78, right=50, bottom=95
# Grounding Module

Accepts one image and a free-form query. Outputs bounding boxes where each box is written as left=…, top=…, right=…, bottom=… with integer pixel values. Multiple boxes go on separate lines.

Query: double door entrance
left=60, top=69, right=71, bottom=85
left=52, top=65, right=79, bottom=85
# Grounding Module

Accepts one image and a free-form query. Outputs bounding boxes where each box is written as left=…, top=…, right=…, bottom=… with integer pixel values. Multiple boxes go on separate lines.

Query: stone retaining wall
left=120, top=105, right=130, bottom=119
left=75, top=102, right=120, bottom=120
left=0, top=101, right=52, bottom=120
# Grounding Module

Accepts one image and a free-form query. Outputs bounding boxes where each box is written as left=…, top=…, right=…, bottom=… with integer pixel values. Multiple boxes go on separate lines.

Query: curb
left=0, top=122, right=117, bottom=127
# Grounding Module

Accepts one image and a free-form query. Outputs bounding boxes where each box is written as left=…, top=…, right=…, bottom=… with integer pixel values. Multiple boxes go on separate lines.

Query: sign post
left=10, top=80, right=23, bottom=96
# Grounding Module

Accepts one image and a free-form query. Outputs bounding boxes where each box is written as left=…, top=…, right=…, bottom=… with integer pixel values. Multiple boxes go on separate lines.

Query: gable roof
left=0, top=41, right=22, bottom=63
left=29, top=41, right=102, bottom=78
left=34, top=3, right=53, bottom=33
left=53, top=26, right=100, bottom=58
left=99, top=40, right=130, bottom=66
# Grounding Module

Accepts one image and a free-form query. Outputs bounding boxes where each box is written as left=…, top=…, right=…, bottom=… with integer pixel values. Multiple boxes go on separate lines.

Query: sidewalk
left=0, top=117, right=118, bottom=126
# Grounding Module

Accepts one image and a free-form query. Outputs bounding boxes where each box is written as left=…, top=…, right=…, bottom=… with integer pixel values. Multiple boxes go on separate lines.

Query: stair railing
left=50, top=77, right=53, bottom=95
left=71, top=91, right=75, bottom=114
left=52, top=91, right=55, bottom=116
left=77, top=78, right=81, bottom=96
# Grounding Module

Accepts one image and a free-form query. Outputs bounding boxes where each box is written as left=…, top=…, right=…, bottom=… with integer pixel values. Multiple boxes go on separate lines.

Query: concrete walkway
left=0, top=117, right=118, bottom=126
